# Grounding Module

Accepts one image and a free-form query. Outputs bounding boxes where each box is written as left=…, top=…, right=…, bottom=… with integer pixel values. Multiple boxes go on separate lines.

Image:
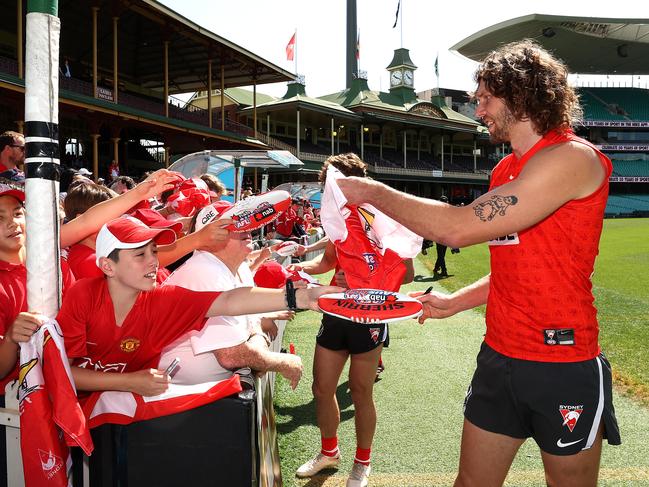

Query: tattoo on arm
left=473, top=195, right=518, bottom=222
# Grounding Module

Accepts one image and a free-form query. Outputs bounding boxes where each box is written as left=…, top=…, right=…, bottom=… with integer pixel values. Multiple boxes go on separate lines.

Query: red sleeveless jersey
left=485, top=129, right=612, bottom=362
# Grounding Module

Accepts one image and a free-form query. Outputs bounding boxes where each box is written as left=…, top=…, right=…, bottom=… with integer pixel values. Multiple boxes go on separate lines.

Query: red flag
left=83, top=376, right=242, bottom=429
left=356, top=30, right=360, bottom=61
left=19, top=322, right=93, bottom=487
left=286, top=32, right=296, bottom=61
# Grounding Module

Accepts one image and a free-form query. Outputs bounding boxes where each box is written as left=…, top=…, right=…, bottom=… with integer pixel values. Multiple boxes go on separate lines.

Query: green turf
left=274, top=219, right=649, bottom=486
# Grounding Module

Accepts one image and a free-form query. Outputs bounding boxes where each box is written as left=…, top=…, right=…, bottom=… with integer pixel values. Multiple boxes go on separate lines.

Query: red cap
left=0, top=183, right=25, bottom=203
left=194, top=200, right=234, bottom=231
left=95, top=216, right=177, bottom=266
left=130, top=208, right=183, bottom=237
left=253, top=261, right=306, bottom=288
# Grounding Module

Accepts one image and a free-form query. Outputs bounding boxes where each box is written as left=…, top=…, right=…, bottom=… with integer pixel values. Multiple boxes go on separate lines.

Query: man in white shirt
left=158, top=201, right=302, bottom=388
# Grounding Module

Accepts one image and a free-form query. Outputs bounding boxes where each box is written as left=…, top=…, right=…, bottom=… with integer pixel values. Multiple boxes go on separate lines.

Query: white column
left=296, top=109, right=300, bottom=156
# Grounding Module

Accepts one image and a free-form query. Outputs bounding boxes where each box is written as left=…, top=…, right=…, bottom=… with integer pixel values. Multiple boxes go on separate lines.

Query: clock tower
left=386, top=48, right=417, bottom=100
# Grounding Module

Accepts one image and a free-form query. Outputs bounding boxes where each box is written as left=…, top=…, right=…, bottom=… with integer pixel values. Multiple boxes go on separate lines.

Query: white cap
left=95, top=216, right=176, bottom=266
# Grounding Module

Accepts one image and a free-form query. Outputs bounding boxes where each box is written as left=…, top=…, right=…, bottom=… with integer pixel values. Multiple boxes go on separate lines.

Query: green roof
left=386, top=48, right=417, bottom=70
left=319, top=78, right=479, bottom=128
left=241, top=82, right=358, bottom=118
left=224, top=87, right=276, bottom=107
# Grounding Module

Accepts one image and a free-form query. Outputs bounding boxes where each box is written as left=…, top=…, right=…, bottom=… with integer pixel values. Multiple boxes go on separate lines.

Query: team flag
left=435, top=54, right=439, bottom=77
left=19, top=321, right=94, bottom=487
left=392, top=0, right=401, bottom=28
left=356, top=30, right=360, bottom=61
left=286, top=32, right=296, bottom=61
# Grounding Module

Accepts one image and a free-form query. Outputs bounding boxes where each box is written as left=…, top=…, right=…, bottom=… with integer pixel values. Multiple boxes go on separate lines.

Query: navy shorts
left=463, top=342, right=621, bottom=455
left=316, top=313, right=387, bottom=355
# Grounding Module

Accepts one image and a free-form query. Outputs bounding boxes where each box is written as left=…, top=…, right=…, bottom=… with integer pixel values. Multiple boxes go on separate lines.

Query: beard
left=487, top=106, right=517, bottom=144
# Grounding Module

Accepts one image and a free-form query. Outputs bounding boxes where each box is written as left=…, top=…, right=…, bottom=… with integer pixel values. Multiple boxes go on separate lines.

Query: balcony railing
left=0, top=55, right=255, bottom=140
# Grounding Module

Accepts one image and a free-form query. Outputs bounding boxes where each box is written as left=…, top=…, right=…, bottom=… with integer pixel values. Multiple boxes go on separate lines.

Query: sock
left=321, top=436, right=339, bottom=457
left=354, top=447, right=371, bottom=465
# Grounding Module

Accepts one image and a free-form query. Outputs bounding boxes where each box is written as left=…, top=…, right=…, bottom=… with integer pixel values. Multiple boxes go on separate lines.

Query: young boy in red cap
left=55, top=215, right=339, bottom=399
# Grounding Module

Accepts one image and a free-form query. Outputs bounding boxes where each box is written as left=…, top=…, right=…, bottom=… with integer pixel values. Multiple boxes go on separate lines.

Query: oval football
left=318, top=289, right=423, bottom=324
left=221, top=190, right=291, bottom=232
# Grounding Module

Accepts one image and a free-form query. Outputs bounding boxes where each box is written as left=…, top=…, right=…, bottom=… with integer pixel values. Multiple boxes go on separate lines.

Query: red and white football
left=220, top=190, right=291, bottom=232
left=318, top=289, right=423, bottom=324
left=275, top=241, right=299, bottom=256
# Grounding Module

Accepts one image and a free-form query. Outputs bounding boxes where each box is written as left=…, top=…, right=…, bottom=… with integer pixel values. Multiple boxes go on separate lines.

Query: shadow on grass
left=275, top=381, right=355, bottom=435
left=299, top=470, right=340, bottom=486
left=413, top=273, right=453, bottom=283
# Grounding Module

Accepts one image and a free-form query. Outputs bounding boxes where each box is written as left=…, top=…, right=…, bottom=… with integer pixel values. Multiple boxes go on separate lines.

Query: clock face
left=390, top=70, right=402, bottom=86
left=404, top=70, right=413, bottom=86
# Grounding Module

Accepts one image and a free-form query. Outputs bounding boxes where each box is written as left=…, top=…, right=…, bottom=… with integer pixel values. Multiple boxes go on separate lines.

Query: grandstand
left=0, top=0, right=294, bottom=181
left=579, top=87, right=649, bottom=216
left=452, top=13, right=649, bottom=217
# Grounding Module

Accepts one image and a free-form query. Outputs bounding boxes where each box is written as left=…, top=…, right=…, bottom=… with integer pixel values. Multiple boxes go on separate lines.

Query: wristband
left=285, top=279, right=298, bottom=311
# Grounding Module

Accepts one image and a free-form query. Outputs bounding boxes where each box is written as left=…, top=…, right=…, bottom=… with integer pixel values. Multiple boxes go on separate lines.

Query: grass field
left=274, top=218, right=649, bottom=486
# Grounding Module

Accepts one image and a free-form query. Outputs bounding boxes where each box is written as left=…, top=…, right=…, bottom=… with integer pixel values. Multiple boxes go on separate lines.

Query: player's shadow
left=414, top=273, right=453, bottom=282
left=275, top=381, right=354, bottom=435
left=301, top=472, right=340, bottom=487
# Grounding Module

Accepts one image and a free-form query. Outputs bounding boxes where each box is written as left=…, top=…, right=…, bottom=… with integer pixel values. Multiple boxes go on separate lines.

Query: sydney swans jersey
left=485, top=129, right=612, bottom=362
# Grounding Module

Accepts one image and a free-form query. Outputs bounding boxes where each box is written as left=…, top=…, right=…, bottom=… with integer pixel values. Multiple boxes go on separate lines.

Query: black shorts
left=463, top=342, right=621, bottom=456
left=316, top=313, right=387, bottom=355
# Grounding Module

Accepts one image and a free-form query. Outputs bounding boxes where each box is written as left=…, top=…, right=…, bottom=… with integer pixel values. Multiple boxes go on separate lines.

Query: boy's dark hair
left=64, top=182, right=114, bottom=220
left=473, top=39, right=582, bottom=134
left=107, top=248, right=121, bottom=263
left=318, top=153, right=367, bottom=184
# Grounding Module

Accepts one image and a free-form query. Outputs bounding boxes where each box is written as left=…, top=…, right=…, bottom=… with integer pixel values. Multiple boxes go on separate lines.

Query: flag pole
left=24, top=0, right=62, bottom=319
left=294, top=28, right=297, bottom=75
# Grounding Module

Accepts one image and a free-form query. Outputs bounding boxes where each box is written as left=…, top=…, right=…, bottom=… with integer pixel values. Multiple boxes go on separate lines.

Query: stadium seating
left=611, top=159, right=649, bottom=177
left=605, top=194, right=649, bottom=215
left=581, top=88, right=649, bottom=121
left=579, top=89, right=626, bottom=120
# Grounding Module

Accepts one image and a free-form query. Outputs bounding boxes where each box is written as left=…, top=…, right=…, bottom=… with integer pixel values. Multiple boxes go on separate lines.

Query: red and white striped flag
left=286, top=32, right=296, bottom=61
left=83, top=376, right=242, bottom=429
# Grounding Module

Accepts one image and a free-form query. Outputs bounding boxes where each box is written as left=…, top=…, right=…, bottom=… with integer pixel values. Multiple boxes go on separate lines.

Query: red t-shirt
left=66, top=243, right=102, bottom=279
left=57, top=277, right=220, bottom=376
left=65, top=243, right=170, bottom=284
left=485, top=129, right=612, bottom=362
left=0, top=259, right=75, bottom=393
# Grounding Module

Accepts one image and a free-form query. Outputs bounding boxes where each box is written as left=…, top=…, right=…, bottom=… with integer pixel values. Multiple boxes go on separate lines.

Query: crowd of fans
left=0, top=129, right=336, bottom=480
left=0, top=130, right=440, bottom=487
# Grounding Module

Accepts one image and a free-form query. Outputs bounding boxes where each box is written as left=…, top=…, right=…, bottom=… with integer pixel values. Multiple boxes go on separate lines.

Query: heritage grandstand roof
left=52, top=0, right=293, bottom=95
left=451, top=14, right=649, bottom=75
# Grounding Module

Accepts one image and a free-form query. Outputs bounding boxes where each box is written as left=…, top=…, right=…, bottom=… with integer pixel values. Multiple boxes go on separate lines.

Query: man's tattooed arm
left=473, top=195, right=519, bottom=222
